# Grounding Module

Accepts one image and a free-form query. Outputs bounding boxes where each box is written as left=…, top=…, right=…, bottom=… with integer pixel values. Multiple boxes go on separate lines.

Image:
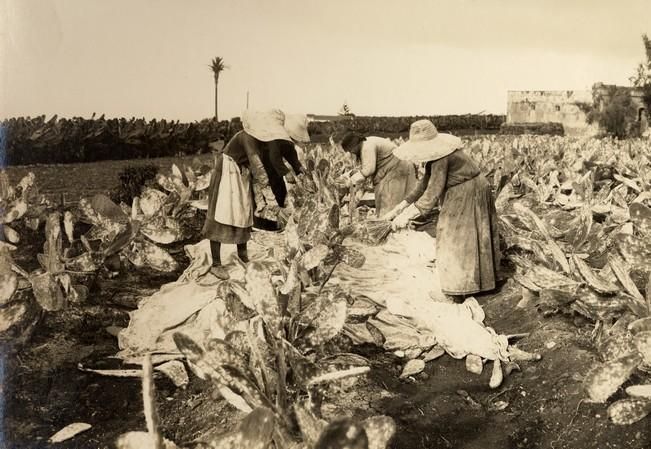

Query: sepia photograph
left=1, top=1, right=651, bottom=448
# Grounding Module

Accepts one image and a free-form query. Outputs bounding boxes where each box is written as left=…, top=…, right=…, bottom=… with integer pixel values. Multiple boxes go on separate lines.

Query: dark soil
left=5, top=266, right=649, bottom=449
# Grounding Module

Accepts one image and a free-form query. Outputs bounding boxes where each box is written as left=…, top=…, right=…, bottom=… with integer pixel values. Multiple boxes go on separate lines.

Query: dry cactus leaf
left=49, top=423, right=92, bottom=443
left=625, top=385, right=651, bottom=399
left=362, top=416, right=396, bottom=449
left=607, top=398, right=651, bottom=425
left=399, top=359, right=425, bottom=379
left=314, top=419, right=369, bottom=449
left=489, top=360, right=504, bottom=389
left=295, top=402, right=328, bottom=446
left=465, top=355, right=484, bottom=375
left=584, top=353, right=642, bottom=403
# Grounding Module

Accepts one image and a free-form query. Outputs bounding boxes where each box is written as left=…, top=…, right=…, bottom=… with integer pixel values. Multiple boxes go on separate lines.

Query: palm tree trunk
left=214, top=74, right=219, bottom=121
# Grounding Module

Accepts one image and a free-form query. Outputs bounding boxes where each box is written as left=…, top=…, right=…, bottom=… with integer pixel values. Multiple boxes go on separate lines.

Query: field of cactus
left=1, top=134, right=651, bottom=449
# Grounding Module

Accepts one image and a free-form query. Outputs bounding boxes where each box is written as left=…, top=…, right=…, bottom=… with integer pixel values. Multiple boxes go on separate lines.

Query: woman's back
left=365, top=136, right=397, bottom=166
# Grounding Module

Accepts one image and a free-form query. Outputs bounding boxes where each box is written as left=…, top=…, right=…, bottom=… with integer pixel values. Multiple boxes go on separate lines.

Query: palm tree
left=210, top=57, right=228, bottom=121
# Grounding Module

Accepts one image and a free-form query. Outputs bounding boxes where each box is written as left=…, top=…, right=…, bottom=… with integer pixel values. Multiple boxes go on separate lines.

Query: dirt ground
left=4, top=154, right=213, bottom=206
left=3, top=159, right=649, bottom=449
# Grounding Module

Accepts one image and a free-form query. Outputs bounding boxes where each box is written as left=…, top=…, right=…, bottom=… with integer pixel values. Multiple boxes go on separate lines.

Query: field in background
left=4, top=154, right=213, bottom=207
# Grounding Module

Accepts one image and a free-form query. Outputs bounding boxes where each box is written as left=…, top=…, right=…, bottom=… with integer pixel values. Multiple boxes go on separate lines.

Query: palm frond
left=209, top=57, right=229, bottom=74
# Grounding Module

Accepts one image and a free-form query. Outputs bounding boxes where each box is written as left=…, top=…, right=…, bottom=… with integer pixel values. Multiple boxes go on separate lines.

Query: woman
left=264, top=113, right=310, bottom=210
left=202, top=109, right=309, bottom=279
left=340, top=132, right=417, bottom=217
left=383, top=119, right=500, bottom=299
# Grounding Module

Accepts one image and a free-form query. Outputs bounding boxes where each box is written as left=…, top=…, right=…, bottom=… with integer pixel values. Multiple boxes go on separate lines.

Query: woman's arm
left=241, top=132, right=271, bottom=184
left=404, top=162, right=431, bottom=204
left=413, top=157, right=448, bottom=214
left=280, top=144, right=304, bottom=175
left=266, top=140, right=292, bottom=177
left=359, top=141, right=377, bottom=178
left=389, top=157, right=448, bottom=230
left=384, top=162, right=430, bottom=221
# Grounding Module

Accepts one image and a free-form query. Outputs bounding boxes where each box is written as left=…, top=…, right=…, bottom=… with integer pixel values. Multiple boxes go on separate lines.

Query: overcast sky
left=2, top=0, right=650, bottom=121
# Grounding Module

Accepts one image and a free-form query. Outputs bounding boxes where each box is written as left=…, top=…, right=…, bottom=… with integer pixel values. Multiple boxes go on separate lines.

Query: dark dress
left=202, top=131, right=303, bottom=244
left=405, top=149, right=500, bottom=295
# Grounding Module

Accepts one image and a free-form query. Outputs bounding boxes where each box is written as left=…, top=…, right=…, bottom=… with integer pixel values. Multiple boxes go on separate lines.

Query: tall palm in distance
left=210, top=57, right=228, bottom=121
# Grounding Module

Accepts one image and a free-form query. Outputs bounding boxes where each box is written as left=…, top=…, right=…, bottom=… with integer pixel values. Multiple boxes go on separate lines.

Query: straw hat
left=393, top=119, right=462, bottom=163
left=242, top=109, right=293, bottom=143
left=283, top=113, right=311, bottom=143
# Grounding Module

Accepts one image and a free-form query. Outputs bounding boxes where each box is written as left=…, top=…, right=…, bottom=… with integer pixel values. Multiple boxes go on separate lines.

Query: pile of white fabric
left=114, top=232, right=280, bottom=365
left=334, top=230, right=445, bottom=305
left=334, top=230, right=540, bottom=385
left=104, top=229, right=539, bottom=389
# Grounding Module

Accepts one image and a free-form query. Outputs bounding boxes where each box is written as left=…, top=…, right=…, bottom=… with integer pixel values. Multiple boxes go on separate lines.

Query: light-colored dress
left=359, top=137, right=417, bottom=217
left=405, top=148, right=500, bottom=295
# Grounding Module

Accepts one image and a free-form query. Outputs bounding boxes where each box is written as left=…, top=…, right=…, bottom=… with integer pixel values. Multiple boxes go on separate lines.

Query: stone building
left=506, top=85, right=648, bottom=136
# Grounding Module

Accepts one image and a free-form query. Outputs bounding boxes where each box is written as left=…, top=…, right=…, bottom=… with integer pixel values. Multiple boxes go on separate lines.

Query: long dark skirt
left=435, top=175, right=500, bottom=295
left=201, top=154, right=252, bottom=244
left=374, top=160, right=417, bottom=217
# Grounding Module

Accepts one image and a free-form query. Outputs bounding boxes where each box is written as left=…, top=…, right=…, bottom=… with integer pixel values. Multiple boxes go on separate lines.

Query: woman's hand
left=285, top=172, right=296, bottom=184
left=381, top=200, right=409, bottom=221
left=344, top=171, right=366, bottom=187
left=390, top=203, right=421, bottom=231
left=391, top=214, right=410, bottom=231
left=350, top=171, right=366, bottom=184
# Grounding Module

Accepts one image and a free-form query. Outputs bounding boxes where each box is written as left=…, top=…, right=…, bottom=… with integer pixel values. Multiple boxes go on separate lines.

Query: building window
left=531, top=104, right=536, bottom=110
left=555, top=105, right=561, bottom=112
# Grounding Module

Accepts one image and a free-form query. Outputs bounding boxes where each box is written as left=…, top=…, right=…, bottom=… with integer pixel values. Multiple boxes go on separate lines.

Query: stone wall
left=507, top=86, right=648, bottom=136
left=506, top=90, right=597, bottom=136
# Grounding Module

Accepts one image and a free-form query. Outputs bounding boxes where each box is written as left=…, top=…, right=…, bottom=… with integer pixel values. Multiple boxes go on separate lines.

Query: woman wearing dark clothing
left=202, top=110, right=309, bottom=279
left=258, top=139, right=304, bottom=208
left=384, top=119, right=500, bottom=298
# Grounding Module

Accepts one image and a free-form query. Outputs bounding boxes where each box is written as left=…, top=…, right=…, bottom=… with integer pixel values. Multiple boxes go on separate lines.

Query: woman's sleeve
left=404, top=163, right=430, bottom=204
left=266, top=141, right=293, bottom=177
left=359, top=141, right=377, bottom=177
left=241, top=132, right=270, bottom=184
left=282, top=144, right=304, bottom=174
left=413, top=157, right=448, bottom=214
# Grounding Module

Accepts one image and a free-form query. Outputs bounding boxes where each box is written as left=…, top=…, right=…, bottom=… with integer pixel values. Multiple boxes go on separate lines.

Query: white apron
left=214, top=154, right=254, bottom=228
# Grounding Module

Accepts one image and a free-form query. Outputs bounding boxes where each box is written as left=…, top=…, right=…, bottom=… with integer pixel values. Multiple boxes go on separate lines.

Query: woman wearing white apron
left=202, top=109, right=310, bottom=279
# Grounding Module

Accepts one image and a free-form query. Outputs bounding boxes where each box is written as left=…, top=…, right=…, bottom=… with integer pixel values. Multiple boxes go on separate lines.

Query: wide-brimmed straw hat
left=393, top=119, right=462, bottom=163
left=283, top=113, right=311, bottom=143
left=242, top=109, right=293, bottom=143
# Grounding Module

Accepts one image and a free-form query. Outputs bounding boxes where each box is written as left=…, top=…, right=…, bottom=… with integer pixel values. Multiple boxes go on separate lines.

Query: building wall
left=506, top=90, right=598, bottom=136
left=507, top=87, right=648, bottom=136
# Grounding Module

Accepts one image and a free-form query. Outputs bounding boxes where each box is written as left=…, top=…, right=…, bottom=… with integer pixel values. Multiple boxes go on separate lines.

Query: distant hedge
left=500, top=122, right=565, bottom=136
left=2, top=116, right=238, bottom=166
left=2, top=114, right=505, bottom=166
left=308, top=115, right=505, bottom=139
